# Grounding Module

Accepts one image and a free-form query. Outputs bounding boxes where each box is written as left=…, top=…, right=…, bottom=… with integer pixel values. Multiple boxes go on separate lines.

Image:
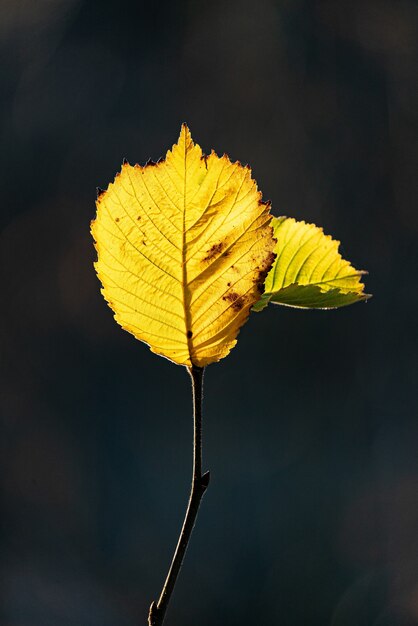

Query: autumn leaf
left=91, top=125, right=276, bottom=367
left=253, top=216, right=370, bottom=311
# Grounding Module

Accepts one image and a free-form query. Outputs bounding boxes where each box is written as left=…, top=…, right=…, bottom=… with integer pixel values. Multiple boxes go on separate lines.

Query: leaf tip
left=179, top=122, right=193, bottom=142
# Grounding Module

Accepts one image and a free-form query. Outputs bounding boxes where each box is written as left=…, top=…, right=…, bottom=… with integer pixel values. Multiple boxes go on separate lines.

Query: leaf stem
left=148, top=364, right=209, bottom=626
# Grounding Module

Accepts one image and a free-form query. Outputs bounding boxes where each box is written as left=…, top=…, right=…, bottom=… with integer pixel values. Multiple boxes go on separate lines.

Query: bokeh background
left=1, top=1, right=418, bottom=624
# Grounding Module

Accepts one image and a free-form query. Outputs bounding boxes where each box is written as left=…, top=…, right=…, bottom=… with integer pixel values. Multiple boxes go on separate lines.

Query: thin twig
left=148, top=364, right=209, bottom=626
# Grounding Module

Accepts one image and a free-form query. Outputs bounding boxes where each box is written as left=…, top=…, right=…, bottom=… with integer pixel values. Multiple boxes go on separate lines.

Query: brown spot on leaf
left=203, top=242, right=225, bottom=262
left=222, top=291, right=246, bottom=311
left=137, top=215, right=141, bottom=220
left=265, top=251, right=276, bottom=270
left=254, top=251, right=276, bottom=293
left=187, top=330, right=193, bottom=339
left=115, top=217, right=120, bottom=222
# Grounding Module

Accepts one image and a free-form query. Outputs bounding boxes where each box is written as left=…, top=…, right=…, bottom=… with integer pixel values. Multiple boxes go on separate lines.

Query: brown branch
left=148, top=365, right=209, bottom=626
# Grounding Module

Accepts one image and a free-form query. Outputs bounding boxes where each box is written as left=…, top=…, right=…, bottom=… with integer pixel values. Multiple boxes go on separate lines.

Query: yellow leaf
left=253, top=216, right=370, bottom=311
left=91, top=125, right=276, bottom=366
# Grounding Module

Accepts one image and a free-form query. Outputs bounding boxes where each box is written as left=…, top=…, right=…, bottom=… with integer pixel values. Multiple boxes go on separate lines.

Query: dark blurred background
left=1, top=1, right=417, bottom=624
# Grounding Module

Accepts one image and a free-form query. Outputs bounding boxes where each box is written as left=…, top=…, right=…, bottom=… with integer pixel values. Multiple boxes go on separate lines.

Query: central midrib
left=181, top=137, right=193, bottom=363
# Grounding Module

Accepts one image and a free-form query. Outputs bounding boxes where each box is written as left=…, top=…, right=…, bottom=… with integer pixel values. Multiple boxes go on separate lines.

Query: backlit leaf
left=253, top=216, right=370, bottom=311
left=91, top=125, right=276, bottom=366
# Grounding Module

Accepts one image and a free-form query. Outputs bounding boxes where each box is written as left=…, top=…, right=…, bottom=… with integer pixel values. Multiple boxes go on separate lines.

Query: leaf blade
left=253, top=216, right=370, bottom=311
left=91, top=125, right=276, bottom=366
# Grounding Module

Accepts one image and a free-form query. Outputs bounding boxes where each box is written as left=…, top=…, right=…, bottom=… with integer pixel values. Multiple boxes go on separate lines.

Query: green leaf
left=253, top=216, right=371, bottom=311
